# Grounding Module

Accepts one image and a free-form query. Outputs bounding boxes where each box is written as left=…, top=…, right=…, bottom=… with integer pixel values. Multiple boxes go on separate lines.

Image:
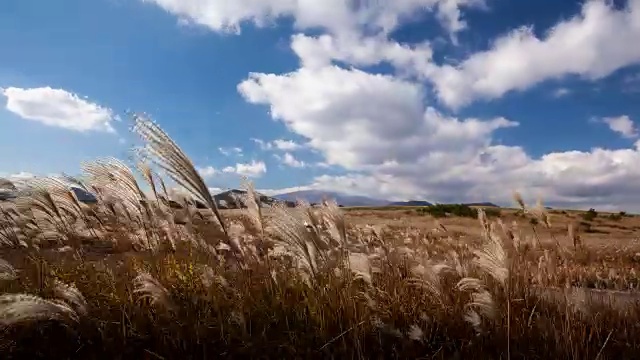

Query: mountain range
left=271, top=190, right=499, bottom=208
left=0, top=185, right=497, bottom=209
left=272, top=190, right=433, bottom=207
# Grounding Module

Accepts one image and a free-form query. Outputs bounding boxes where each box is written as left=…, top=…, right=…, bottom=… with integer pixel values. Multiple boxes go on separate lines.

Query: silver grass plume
left=240, top=178, right=265, bottom=236
left=0, top=258, right=18, bottom=280
left=320, top=198, right=347, bottom=248
left=14, top=177, right=82, bottom=236
left=133, top=271, right=174, bottom=310
left=52, top=280, right=88, bottom=316
left=408, top=263, right=445, bottom=304
left=0, top=294, right=79, bottom=326
left=473, top=211, right=508, bottom=287
left=82, top=158, right=147, bottom=221
left=268, top=202, right=327, bottom=280
left=0, top=178, right=16, bottom=190
left=130, top=114, right=238, bottom=253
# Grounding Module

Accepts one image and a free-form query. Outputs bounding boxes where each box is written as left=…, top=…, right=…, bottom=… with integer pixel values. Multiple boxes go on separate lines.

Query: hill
left=213, top=189, right=294, bottom=209
left=273, top=190, right=388, bottom=207
left=388, top=200, right=433, bottom=206
left=464, top=202, right=499, bottom=207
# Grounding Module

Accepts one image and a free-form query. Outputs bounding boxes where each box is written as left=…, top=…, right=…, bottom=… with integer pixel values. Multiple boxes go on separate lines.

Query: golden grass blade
left=130, top=114, right=234, bottom=250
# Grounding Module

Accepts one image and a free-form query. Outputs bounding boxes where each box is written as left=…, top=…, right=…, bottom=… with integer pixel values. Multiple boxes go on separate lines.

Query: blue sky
left=1, top=0, right=640, bottom=210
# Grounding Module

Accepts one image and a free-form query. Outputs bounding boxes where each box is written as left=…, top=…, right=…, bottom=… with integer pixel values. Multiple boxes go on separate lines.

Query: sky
left=1, top=0, right=640, bottom=210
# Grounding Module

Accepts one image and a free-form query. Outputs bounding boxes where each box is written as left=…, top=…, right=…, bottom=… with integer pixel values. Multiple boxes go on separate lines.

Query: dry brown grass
left=0, top=115, right=638, bottom=359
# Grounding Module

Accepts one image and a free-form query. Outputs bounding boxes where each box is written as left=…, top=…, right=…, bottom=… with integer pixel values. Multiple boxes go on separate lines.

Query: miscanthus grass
left=0, top=114, right=637, bottom=359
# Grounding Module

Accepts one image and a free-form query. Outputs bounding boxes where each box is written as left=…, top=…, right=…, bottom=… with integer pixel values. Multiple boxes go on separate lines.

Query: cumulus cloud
left=272, top=139, right=303, bottom=151
left=150, top=0, right=640, bottom=211
left=197, top=166, right=218, bottom=178
left=429, top=0, right=640, bottom=108
left=142, top=0, right=485, bottom=39
left=239, top=65, right=516, bottom=170
left=277, top=1, right=640, bottom=110
left=252, top=138, right=304, bottom=151
left=267, top=141, right=640, bottom=211
left=222, top=160, right=267, bottom=178
left=601, top=115, right=638, bottom=139
left=1, top=87, right=116, bottom=133
left=291, top=33, right=435, bottom=72
left=238, top=59, right=640, bottom=210
left=275, top=152, right=306, bottom=168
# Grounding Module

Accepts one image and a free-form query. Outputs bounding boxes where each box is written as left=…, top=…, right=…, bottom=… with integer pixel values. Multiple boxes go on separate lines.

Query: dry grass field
left=0, top=115, right=639, bottom=359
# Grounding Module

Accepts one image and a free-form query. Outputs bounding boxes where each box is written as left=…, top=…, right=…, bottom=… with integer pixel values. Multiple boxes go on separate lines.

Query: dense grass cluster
left=0, top=115, right=639, bottom=359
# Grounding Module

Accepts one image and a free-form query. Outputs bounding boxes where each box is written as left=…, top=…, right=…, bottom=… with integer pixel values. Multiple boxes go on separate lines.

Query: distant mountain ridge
left=273, top=190, right=389, bottom=207
left=388, top=200, right=433, bottom=206
left=0, top=185, right=499, bottom=210
left=273, top=190, right=435, bottom=207
left=272, top=190, right=500, bottom=208
left=464, top=202, right=499, bottom=207
left=213, top=189, right=294, bottom=208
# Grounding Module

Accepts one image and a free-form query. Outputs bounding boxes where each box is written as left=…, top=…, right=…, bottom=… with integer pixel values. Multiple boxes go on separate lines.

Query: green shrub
left=416, top=204, right=500, bottom=218
left=608, top=213, right=623, bottom=221
left=483, top=207, right=502, bottom=218
left=581, top=208, right=598, bottom=222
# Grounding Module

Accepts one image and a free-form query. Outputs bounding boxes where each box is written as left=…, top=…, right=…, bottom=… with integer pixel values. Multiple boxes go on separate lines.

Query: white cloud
left=148, top=0, right=640, bottom=211
left=197, top=166, right=218, bottom=178
left=275, top=152, right=305, bottom=168
left=239, top=65, right=516, bottom=171
left=553, top=88, right=571, bottom=98
left=281, top=141, right=640, bottom=211
left=143, top=0, right=485, bottom=39
left=7, top=171, right=36, bottom=180
left=250, top=138, right=272, bottom=150
left=0, top=172, right=36, bottom=187
left=1, top=87, right=116, bottom=133
left=238, top=60, right=640, bottom=211
left=429, top=0, right=640, bottom=108
left=601, top=115, right=638, bottom=139
left=218, top=147, right=243, bottom=156
left=272, top=139, right=303, bottom=151
left=208, top=187, right=224, bottom=194
left=291, top=33, right=435, bottom=72
left=283, top=1, right=640, bottom=109
left=252, top=137, right=305, bottom=151
left=222, top=160, right=267, bottom=178
left=257, top=185, right=313, bottom=196
left=0, top=171, right=37, bottom=191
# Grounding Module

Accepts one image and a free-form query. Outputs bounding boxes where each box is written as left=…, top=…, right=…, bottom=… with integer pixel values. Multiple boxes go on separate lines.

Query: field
left=0, top=116, right=639, bottom=359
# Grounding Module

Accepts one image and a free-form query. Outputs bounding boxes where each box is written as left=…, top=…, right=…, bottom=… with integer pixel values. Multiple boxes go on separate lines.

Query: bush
left=582, top=208, right=598, bottom=221
left=417, top=204, right=475, bottom=218
left=416, top=204, right=500, bottom=218
left=483, top=207, right=502, bottom=218
left=608, top=212, right=623, bottom=221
